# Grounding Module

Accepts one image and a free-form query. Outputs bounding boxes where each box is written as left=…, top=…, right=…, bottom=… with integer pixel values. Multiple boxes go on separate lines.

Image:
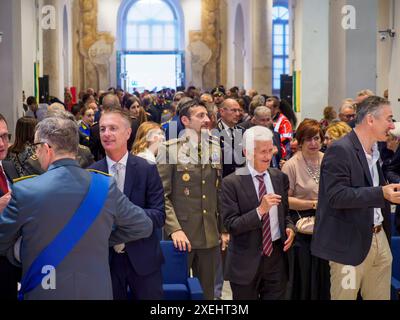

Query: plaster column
left=252, top=0, right=273, bottom=94
left=42, top=0, right=60, bottom=98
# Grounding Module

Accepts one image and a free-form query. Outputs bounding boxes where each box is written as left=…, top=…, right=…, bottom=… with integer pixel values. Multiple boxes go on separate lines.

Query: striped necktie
left=256, top=174, right=273, bottom=257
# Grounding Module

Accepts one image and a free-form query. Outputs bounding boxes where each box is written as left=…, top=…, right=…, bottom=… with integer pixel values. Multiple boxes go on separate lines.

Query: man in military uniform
left=157, top=99, right=223, bottom=300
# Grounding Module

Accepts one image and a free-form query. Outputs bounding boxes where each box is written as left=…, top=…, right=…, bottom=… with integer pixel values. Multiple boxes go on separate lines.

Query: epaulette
left=79, top=144, right=90, bottom=151
left=164, top=137, right=186, bottom=146
left=209, top=135, right=220, bottom=145
left=86, top=169, right=112, bottom=177
left=13, top=175, right=38, bottom=183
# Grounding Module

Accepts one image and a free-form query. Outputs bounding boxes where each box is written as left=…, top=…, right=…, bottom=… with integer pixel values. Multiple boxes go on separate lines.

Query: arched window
left=272, top=4, right=289, bottom=96
left=124, top=0, right=178, bottom=50
left=118, top=0, right=184, bottom=91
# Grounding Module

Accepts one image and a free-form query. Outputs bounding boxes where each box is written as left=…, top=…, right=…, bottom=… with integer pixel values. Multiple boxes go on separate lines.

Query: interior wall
left=388, top=0, right=400, bottom=120
left=0, top=0, right=23, bottom=133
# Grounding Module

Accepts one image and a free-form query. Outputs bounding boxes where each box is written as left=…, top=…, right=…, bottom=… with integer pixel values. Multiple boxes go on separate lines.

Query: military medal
left=184, top=187, right=190, bottom=196
left=182, top=173, right=191, bottom=182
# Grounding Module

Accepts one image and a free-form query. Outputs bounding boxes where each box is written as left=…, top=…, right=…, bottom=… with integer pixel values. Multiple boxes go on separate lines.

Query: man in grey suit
left=0, top=116, right=153, bottom=300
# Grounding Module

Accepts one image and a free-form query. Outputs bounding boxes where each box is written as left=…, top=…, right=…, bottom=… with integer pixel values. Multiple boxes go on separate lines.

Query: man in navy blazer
left=90, top=107, right=165, bottom=300
left=312, top=96, right=400, bottom=300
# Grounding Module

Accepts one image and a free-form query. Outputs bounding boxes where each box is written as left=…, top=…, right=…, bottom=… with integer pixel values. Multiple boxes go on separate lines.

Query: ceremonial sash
left=18, top=172, right=110, bottom=299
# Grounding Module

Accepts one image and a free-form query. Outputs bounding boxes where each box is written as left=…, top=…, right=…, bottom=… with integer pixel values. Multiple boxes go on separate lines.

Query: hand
left=382, top=184, right=400, bottom=204
left=113, top=243, right=125, bottom=253
left=0, top=191, right=11, bottom=212
left=279, top=160, right=286, bottom=169
left=258, top=193, right=281, bottom=216
left=284, top=228, right=295, bottom=252
left=272, top=146, right=279, bottom=156
left=171, top=230, right=192, bottom=252
left=220, top=233, right=230, bottom=251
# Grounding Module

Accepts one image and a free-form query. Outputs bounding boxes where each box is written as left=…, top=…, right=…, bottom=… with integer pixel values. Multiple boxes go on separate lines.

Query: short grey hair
left=254, top=106, right=271, bottom=119
left=355, top=96, right=390, bottom=125
left=243, top=125, right=274, bottom=153
left=35, top=117, right=79, bottom=156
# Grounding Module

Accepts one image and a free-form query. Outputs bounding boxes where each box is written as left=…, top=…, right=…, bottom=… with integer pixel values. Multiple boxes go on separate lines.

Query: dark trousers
left=0, top=256, right=20, bottom=300
left=230, top=240, right=288, bottom=300
left=110, top=253, right=163, bottom=300
left=291, top=233, right=330, bottom=300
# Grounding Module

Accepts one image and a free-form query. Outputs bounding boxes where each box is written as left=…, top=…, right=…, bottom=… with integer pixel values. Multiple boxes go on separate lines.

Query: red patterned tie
left=0, top=165, right=9, bottom=195
left=256, top=174, right=273, bottom=257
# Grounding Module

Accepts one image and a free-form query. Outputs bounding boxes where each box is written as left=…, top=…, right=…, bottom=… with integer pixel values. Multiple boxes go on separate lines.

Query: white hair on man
left=243, top=125, right=274, bottom=155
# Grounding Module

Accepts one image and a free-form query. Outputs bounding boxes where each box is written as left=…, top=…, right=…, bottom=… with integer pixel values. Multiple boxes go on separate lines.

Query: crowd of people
left=0, top=84, right=399, bottom=300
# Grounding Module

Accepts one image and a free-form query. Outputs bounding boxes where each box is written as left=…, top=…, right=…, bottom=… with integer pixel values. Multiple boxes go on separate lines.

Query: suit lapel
left=350, top=131, right=373, bottom=186
left=239, top=168, right=259, bottom=207
left=124, top=154, right=137, bottom=198
left=98, top=158, right=109, bottom=174
left=268, top=168, right=284, bottom=227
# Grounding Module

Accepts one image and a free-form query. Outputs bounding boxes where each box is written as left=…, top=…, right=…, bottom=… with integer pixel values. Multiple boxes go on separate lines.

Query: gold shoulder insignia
left=13, top=175, right=38, bottom=183
left=79, top=144, right=90, bottom=151
left=30, top=154, right=38, bottom=161
left=164, top=138, right=180, bottom=146
left=86, top=169, right=112, bottom=177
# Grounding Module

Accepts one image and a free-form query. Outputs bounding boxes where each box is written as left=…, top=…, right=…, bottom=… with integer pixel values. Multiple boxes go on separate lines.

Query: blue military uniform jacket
left=0, top=158, right=153, bottom=300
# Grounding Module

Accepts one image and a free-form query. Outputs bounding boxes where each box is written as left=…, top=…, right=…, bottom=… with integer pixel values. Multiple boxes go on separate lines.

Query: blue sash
left=18, top=172, right=110, bottom=300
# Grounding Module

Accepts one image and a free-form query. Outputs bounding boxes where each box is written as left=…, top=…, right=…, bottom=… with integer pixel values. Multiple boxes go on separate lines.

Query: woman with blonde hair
left=324, top=121, right=352, bottom=148
left=132, top=122, right=165, bottom=164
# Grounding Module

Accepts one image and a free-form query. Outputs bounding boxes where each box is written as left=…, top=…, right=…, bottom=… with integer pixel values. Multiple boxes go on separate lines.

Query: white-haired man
left=221, top=125, right=295, bottom=300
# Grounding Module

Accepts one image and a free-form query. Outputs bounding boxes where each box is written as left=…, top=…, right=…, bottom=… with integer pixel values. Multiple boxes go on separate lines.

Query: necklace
left=302, top=153, right=320, bottom=184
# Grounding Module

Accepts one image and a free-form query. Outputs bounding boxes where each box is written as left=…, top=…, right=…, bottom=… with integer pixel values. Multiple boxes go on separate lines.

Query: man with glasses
left=0, top=115, right=153, bottom=300
left=338, top=103, right=356, bottom=124
left=217, top=98, right=245, bottom=178
left=0, top=114, right=20, bottom=299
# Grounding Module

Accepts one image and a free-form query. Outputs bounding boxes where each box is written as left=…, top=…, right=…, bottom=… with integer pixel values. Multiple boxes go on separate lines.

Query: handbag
left=295, top=211, right=315, bottom=235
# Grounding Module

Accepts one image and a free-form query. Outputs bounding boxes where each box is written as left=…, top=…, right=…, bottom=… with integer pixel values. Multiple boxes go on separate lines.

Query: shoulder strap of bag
left=18, top=172, right=110, bottom=299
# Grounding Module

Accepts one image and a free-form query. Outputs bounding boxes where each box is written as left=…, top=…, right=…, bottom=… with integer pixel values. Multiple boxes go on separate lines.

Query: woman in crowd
left=319, top=106, right=337, bottom=131
left=281, top=119, right=330, bottom=300
left=79, top=105, right=95, bottom=138
left=323, top=121, right=352, bottom=148
left=132, top=122, right=165, bottom=164
left=6, top=117, right=43, bottom=177
left=128, top=96, right=148, bottom=126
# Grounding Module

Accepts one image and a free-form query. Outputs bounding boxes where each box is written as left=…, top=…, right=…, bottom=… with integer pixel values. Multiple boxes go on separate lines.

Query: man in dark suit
left=239, top=106, right=282, bottom=168
left=217, top=98, right=245, bottom=177
left=0, top=116, right=152, bottom=300
left=221, top=125, right=295, bottom=300
left=90, top=107, right=165, bottom=300
left=312, top=96, right=400, bottom=300
left=0, top=114, right=21, bottom=299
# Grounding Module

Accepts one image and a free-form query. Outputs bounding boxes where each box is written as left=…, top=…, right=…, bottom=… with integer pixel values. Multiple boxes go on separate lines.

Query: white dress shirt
left=107, top=152, right=129, bottom=253
left=362, top=143, right=384, bottom=226
left=106, top=152, right=129, bottom=193
left=247, top=163, right=281, bottom=241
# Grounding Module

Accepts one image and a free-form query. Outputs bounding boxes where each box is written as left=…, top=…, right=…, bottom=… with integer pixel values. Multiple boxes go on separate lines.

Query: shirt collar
left=361, top=142, right=380, bottom=163
left=107, top=151, right=129, bottom=169
left=220, top=119, right=234, bottom=131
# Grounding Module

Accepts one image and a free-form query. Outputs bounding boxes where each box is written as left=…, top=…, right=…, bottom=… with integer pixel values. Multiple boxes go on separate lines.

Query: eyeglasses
left=32, top=141, right=52, bottom=153
left=343, top=114, right=356, bottom=119
left=0, top=133, right=11, bottom=141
